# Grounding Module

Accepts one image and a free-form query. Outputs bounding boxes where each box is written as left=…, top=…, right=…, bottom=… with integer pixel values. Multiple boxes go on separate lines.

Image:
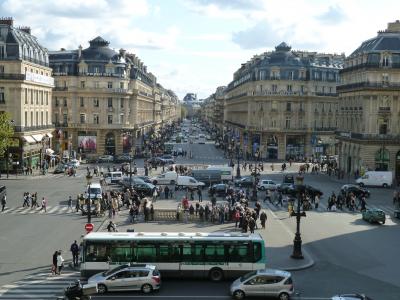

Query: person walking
left=68, top=196, right=73, bottom=211
left=70, top=241, right=80, bottom=267
left=1, top=195, right=6, bottom=212
left=56, top=251, right=64, bottom=275
left=314, top=194, right=320, bottom=210
left=51, top=250, right=58, bottom=275
left=40, top=197, right=47, bottom=212
left=197, top=188, right=202, bottom=202
left=260, top=210, right=267, bottom=229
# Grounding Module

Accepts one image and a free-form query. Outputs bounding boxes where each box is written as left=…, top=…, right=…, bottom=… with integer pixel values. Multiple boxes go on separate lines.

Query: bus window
left=110, top=242, right=132, bottom=263
left=136, top=244, right=157, bottom=262
left=170, top=244, right=181, bottom=261
left=182, top=244, right=192, bottom=262
left=228, top=244, right=252, bottom=262
left=192, top=244, right=205, bottom=262
left=157, top=244, right=170, bottom=262
left=85, top=243, right=110, bottom=262
left=204, top=244, right=225, bottom=262
left=253, top=242, right=262, bottom=262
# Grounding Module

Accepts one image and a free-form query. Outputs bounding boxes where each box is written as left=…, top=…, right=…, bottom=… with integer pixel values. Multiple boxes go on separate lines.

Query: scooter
left=58, top=280, right=97, bottom=300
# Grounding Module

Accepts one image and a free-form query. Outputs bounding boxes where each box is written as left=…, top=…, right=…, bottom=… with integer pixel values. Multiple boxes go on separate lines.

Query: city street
left=0, top=141, right=399, bottom=299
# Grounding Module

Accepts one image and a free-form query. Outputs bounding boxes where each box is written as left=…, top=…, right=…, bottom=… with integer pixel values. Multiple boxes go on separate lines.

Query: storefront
left=286, top=135, right=305, bottom=160
left=77, top=131, right=97, bottom=154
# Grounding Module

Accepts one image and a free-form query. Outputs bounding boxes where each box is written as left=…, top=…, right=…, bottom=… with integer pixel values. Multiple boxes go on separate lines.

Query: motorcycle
left=58, top=280, right=97, bottom=300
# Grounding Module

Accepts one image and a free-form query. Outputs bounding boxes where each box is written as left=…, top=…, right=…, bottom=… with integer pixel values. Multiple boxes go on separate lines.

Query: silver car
left=332, top=294, right=373, bottom=300
left=88, top=264, right=161, bottom=294
left=230, top=269, right=294, bottom=300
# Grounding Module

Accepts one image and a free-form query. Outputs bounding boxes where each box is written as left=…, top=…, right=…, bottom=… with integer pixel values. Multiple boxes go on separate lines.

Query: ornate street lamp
left=6, top=119, right=15, bottom=178
left=291, top=175, right=307, bottom=259
left=86, top=174, right=93, bottom=224
left=236, top=144, right=241, bottom=179
left=251, top=166, right=260, bottom=201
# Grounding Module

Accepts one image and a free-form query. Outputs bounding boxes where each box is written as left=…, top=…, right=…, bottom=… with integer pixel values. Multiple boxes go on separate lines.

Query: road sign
left=85, top=223, right=94, bottom=233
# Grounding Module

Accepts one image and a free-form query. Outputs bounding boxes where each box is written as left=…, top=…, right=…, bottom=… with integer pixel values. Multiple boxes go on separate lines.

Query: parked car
left=362, top=208, right=386, bottom=224
left=119, top=177, right=147, bottom=188
left=331, top=294, right=373, bottom=300
left=88, top=264, right=161, bottom=294
left=257, top=179, right=277, bottom=191
left=234, top=176, right=254, bottom=188
left=230, top=268, right=294, bottom=300
left=115, top=154, right=131, bottom=163
left=97, top=155, right=114, bottom=163
left=341, top=184, right=370, bottom=198
left=160, top=155, right=175, bottom=164
left=132, top=182, right=157, bottom=197
left=208, top=183, right=229, bottom=197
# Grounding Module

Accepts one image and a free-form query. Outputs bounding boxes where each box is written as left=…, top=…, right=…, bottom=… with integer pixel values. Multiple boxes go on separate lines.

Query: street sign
left=85, top=223, right=94, bottom=233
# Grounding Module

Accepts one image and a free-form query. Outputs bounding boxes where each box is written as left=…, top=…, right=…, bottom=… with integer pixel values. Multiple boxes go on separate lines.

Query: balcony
left=54, top=86, right=68, bottom=91
left=14, top=124, right=54, bottom=132
left=0, top=73, right=25, bottom=80
left=337, top=81, right=400, bottom=92
left=336, top=131, right=400, bottom=142
left=313, top=127, right=336, bottom=132
left=378, top=107, right=391, bottom=114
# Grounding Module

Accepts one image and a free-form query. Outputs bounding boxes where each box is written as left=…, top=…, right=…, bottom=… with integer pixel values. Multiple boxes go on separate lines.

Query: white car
left=257, top=179, right=277, bottom=190
left=151, top=171, right=178, bottom=185
left=177, top=176, right=205, bottom=188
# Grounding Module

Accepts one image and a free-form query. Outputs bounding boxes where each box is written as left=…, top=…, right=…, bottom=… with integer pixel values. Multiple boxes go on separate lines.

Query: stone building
left=224, top=42, right=343, bottom=160
left=49, top=37, right=178, bottom=157
left=0, top=17, right=54, bottom=171
left=337, top=20, right=400, bottom=178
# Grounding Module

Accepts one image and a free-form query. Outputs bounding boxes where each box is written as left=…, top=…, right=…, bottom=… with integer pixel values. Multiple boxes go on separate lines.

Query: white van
left=356, top=171, right=393, bottom=188
left=207, top=165, right=234, bottom=181
left=104, top=171, right=123, bottom=184
left=86, top=182, right=103, bottom=200
left=151, top=171, right=178, bottom=185
left=177, top=176, right=205, bottom=188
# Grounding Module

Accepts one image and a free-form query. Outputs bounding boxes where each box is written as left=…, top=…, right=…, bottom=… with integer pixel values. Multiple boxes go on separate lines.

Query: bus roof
left=83, top=232, right=263, bottom=242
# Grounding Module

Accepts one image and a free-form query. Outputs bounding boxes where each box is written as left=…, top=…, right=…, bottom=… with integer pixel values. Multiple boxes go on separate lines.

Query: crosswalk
left=261, top=199, right=399, bottom=217
left=0, top=205, right=82, bottom=216
left=0, top=270, right=80, bottom=299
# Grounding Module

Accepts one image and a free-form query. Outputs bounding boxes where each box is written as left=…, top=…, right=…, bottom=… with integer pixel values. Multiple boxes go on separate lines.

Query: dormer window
left=382, top=55, right=390, bottom=67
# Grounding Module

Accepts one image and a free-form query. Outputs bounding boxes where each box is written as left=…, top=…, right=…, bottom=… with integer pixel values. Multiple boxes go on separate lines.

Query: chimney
left=119, top=48, right=126, bottom=58
left=78, top=45, right=82, bottom=58
left=0, top=17, right=13, bottom=26
left=19, top=26, right=31, bottom=34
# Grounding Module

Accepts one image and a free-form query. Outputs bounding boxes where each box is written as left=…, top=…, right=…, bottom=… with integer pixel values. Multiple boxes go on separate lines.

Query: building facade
left=49, top=37, right=178, bottom=157
left=224, top=42, right=343, bottom=160
left=0, top=17, right=54, bottom=171
left=337, top=20, right=400, bottom=178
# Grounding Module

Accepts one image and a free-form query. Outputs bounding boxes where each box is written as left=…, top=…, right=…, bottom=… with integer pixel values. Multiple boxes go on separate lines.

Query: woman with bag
left=56, top=250, right=65, bottom=275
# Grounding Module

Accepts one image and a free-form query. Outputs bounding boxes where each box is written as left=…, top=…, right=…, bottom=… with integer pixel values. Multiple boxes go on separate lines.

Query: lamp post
left=86, top=174, right=93, bottom=224
left=236, top=144, right=241, bottom=179
left=291, top=175, right=306, bottom=259
left=251, top=166, right=260, bottom=201
left=6, top=120, right=15, bottom=179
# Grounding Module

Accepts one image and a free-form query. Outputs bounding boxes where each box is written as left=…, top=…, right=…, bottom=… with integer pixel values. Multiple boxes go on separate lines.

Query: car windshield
left=240, top=271, right=257, bottom=282
left=89, top=188, right=101, bottom=195
left=102, top=265, right=127, bottom=276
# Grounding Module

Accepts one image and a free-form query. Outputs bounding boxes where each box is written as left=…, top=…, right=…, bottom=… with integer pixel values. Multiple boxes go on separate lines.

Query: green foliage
left=0, top=112, right=15, bottom=157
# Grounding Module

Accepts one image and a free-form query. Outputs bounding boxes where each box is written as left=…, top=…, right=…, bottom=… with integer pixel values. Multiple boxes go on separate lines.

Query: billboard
left=78, top=136, right=97, bottom=151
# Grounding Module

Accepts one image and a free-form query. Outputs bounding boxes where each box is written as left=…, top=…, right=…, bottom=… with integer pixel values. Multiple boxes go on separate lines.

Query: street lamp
left=236, top=144, right=241, bottom=179
left=251, top=166, right=260, bottom=201
left=6, top=119, right=15, bottom=179
left=291, top=175, right=306, bottom=259
left=86, top=174, right=93, bottom=224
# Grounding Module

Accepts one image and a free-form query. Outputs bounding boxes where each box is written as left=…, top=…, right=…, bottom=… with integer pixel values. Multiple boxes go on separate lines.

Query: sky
left=1, top=0, right=399, bottom=99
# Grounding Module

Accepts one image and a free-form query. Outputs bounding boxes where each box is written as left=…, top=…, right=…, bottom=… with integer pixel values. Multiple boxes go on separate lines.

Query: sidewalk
left=97, top=198, right=314, bottom=272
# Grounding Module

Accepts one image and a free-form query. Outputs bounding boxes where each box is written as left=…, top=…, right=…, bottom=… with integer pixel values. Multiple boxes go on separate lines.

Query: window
left=45, top=92, right=48, bottom=105
left=80, top=114, right=86, bottom=124
left=94, top=81, right=100, bottom=89
left=120, top=82, right=124, bottom=89
left=108, top=115, right=113, bottom=124
left=93, top=98, right=99, bottom=107
left=108, top=98, right=113, bottom=107
left=287, top=85, right=292, bottom=92
left=0, top=87, right=4, bottom=103
left=31, top=90, right=33, bottom=104
left=382, top=73, right=389, bottom=84
left=31, top=111, right=33, bottom=126
left=382, top=55, right=390, bottom=67
left=272, top=84, right=277, bottom=93
left=286, top=102, right=291, bottom=112
left=0, top=65, right=3, bottom=73
left=80, top=97, right=84, bottom=107
left=63, top=97, right=67, bottom=107
left=136, top=244, right=157, bottom=262
left=107, top=82, right=113, bottom=88
left=25, top=111, right=28, bottom=127
left=36, top=111, right=38, bottom=126
left=63, top=113, right=68, bottom=124
left=25, top=88, right=28, bottom=104
left=300, top=85, right=305, bottom=93
left=204, top=244, right=225, bottom=262
left=119, top=114, right=124, bottom=124
left=0, top=46, right=4, bottom=59
left=55, top=113, right=59, bottom=124
left=271, top=101, right=277, bottom=111
left=35, top=91, right=38, bottom=104
left=55, top=97, right=59, bottom=107
left=120, top=98, right=124, bottom=108
left=93, top=114, right=99, bottom=124
left=285, top=118, right=291, bottom=129
left=40, top=91, right=43, bottom=105
left=288, top=71, right=294, bottom=80
left=40, top=111, right=43, bottom=125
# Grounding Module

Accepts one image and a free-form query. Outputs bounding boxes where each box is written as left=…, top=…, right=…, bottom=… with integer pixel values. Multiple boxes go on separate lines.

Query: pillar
left=277, top=133, right=286, bottom=160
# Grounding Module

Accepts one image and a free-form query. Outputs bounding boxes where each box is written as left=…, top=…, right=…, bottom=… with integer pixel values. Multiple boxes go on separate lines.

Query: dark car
left=147, top=157, right=164, bottom=166
left=115, top=154, right=131, bottom=163
left=160, top=155, right=175, bottom=164
left=234, top=176, right=254, bottom=188
left=341, top=184, right=370, bottom=198
left=278, top=184, right=323, bottom=198
left=283, top=174, right=295, bottom=184
left=277, top=183, right=294, bottom=194
left=132, top=182, right=156, bottom=197
left=209, top=183, right=228, bottom=197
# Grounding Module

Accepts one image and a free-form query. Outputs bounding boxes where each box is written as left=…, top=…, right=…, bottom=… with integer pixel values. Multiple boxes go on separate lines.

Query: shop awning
left=22, top=136, right=36, bottom=144
left=32, top=134, right=44, bottom=142
left=46, top=133, right=53, bottom=138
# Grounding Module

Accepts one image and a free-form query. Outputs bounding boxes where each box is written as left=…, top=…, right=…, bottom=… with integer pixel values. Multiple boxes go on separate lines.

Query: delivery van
left=356, top=171, right=393, bottom=188
left=151, top=171, right=178, bottom=185
left=104, top=171, right=123, bottom=184
left=190, top=169, right=222, bottom=185
left=207, top=165, right=233, bottom=182
left=176, top=176, right=205, bottom=188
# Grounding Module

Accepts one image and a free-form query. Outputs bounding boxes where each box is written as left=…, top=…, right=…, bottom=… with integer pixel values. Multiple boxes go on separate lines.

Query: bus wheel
left=209, top=268, right=223, bottom=282
left=233, top=290, right=245, bottom=300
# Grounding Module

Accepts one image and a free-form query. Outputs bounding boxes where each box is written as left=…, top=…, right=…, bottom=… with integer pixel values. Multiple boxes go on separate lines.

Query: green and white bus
left=81, top=232, right=266, bottom=281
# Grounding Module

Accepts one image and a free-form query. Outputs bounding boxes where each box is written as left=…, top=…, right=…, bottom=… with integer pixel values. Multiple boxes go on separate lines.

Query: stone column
left=304, top=132, right=312, bottom=159
left=277, top=133, right=286, bottom=160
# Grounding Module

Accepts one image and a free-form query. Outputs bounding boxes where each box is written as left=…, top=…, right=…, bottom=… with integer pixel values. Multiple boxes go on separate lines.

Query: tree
left=0, top=112, right=15, bottom=157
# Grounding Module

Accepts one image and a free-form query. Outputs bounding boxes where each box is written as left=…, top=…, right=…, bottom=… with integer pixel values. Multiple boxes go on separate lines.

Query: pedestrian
left=314, top=194, right=320, bottom=210
left=260, top=210, right=267, bottom=229
left=1, top=195, right=6, bottom=212
left=164, top=186, right=169, bottom=199
left=152, top=188, right=158, bottom=202
left=40, top=197, right=47, bottom=212
left=52, top=251, right=58, bottom=275
left=70, top=240, right=80, bottom=267
left=197, top=188, right=202, bottom=202
left=248, top=217, right=256, bottom=233
left=56, top=250, right=64, bottom=275
left=68, top=196, right=73, bottom=210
